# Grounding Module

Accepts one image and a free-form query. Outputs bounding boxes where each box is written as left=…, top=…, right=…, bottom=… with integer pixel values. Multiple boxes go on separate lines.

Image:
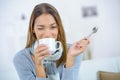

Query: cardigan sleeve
left=61, top=54, right=83, bottom=80
left=13, top=50, right=48, bottom=80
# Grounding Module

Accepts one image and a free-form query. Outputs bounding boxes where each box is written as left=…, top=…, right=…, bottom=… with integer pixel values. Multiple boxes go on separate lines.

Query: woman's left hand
left=68, top=38, right=89, bottom=57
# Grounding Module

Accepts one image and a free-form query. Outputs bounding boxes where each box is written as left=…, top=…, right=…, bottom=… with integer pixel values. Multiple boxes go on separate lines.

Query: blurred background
left=0, top=0, right=120, bottom=80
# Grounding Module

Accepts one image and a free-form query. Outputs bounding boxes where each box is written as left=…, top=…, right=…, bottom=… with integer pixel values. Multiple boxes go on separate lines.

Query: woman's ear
left=32, top=29, right=36, bottom=39
left=32, top=29, right=35, bottom=33
left=32, top=29, right=36, bottom=37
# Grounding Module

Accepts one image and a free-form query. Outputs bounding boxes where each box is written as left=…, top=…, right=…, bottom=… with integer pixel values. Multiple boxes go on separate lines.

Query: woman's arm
left=35, top=64, right=46, bottom=78
left=33, top=44, right=51, bottom=78
left=65, top=54, right=75, bottom=68
left=13, top=50, right=48, bottom=80
left=61, top=38, right=89, bottom=80
left=66, top=38, right=89, bottom=68
left=61, top=54, right=83, bottom=80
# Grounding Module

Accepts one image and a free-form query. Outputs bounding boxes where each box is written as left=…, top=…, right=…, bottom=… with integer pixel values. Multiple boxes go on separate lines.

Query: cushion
left=97, top=71, right=120, bottom=80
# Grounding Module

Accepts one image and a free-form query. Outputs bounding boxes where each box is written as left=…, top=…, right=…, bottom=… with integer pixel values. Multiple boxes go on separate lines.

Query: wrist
left=65, top=54, right=75, bottom=68
left=35, top=59, right=43, bottom=66
left=67, top=54, right=75, bottom=60
left=36, top=64, right=46, bottom=78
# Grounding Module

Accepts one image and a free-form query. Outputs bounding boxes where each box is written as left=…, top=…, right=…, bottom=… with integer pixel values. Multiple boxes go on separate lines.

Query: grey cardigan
left=13, top=44, right=83, bottom=80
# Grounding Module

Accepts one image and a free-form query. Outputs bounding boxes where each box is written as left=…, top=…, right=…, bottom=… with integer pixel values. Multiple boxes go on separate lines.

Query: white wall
left=0, top=0, right=120, bottom=80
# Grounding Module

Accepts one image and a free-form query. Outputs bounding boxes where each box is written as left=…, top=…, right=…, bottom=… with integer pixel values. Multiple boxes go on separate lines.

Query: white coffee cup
left=38, top=38, right=61, bottom=54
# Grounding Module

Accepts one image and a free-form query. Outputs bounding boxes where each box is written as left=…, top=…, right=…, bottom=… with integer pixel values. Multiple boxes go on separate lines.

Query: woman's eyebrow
left=36, top=23, right=57, bottom=27
left=50, top=23, right=57, bottom=26
left=37, top=25, right=44, bottom=27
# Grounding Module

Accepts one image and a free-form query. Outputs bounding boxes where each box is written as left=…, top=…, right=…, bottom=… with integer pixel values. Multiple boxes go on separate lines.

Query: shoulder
left=13, top=48, right=31, bottom=68
left=13, top=48, right=28, bottom=60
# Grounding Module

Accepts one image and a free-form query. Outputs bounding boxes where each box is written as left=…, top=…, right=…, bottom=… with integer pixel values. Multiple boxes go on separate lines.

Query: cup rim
left=39, top=38, right=55, bottom=41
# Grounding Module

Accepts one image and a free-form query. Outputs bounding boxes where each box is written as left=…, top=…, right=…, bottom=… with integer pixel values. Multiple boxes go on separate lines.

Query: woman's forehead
left=35, top=14, right=56, bottom=25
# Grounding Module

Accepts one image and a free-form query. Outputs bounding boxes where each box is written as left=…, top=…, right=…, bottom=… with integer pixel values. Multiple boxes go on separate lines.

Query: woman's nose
left=44, top=30, right=52, bottom=38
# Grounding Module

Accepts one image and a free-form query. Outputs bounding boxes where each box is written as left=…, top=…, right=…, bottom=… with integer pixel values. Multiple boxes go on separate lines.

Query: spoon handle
left=86, top=32, right=93, bottom=39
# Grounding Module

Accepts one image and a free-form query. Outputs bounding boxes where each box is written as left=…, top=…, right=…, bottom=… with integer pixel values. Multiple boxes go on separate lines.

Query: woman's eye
left=51, top=26, right=57, bottom=29
left=38, top=28, right=43, bottom=30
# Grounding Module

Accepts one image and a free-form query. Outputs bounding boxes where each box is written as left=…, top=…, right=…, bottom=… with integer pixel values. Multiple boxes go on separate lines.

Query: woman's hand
left=34, top=44, right=50, bottom=65
left=68, top=38, right=89, bottom=57
left=33, top=44, right=50, bottom=78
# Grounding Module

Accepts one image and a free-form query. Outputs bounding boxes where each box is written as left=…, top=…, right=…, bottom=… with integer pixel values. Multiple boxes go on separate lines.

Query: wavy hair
left=25, top=3, right=68, bottom=67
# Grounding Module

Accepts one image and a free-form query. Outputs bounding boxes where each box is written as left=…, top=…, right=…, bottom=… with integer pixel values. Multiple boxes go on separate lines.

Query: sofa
left=78, top=56, right=120, bottom=80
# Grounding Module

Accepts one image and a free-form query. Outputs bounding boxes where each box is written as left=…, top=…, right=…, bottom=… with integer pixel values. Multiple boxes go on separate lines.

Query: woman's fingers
left=75, top=43, right=85, bottom=50
left=34, top=44, right=50, bottom=65
left=83, top=37, right=90, bottom=44
left=75, top=38, right=89, bottom=50
left=78, top=38, right=89, bottom=46
left=38, top=49, right=50, bottom=56
left=35, top=44, right=48, bottom=53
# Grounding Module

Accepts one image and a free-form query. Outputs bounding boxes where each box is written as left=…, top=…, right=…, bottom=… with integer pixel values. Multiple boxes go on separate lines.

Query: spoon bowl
left=92, top=27, right=98, bottom=33
left=87, top=26, right=98, bottom=38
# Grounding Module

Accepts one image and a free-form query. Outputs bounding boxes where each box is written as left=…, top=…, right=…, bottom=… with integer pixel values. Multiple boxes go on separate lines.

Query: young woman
left=13, top=3, right=89, bottom=80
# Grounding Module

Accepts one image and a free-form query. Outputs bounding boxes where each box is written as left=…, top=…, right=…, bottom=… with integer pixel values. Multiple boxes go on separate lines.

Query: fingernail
left=79, top=46, right=82, bottom=48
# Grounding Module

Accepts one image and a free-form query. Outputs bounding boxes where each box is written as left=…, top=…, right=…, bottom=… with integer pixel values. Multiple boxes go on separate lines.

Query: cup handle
left=55, top=41, right=61, bottom=51
left=44, top=41, right=63, bottom=61
left=55, top=41, right=63, bottom=52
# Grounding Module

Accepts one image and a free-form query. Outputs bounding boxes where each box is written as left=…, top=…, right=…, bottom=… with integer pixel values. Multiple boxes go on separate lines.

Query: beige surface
left=97, top=71, right=120, bottom=80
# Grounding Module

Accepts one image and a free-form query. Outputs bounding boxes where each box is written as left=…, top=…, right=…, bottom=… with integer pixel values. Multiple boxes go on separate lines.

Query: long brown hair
left=25, top=3, right=67, bottom=67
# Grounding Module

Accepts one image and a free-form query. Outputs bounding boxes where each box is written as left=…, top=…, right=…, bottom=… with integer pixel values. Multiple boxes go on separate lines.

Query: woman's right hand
left=34, top=44, right=50, bottom=66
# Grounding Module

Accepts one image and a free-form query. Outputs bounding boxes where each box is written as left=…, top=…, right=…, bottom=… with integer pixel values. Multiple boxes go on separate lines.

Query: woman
left=13, top=3, right=89, bottom=80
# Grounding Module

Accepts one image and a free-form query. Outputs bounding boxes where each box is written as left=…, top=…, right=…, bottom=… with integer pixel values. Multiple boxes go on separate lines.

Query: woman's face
left=33, top=14, right=58, bottom=40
